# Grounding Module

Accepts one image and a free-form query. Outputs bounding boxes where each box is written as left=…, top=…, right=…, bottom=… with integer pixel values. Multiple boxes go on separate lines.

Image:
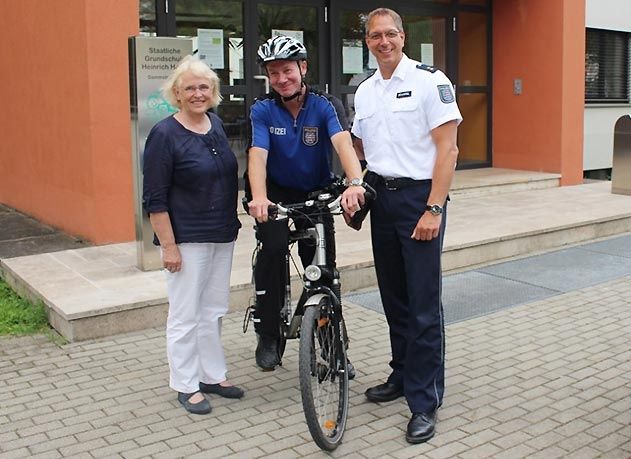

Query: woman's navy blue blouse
left=142, top=112, right=241, bottom=245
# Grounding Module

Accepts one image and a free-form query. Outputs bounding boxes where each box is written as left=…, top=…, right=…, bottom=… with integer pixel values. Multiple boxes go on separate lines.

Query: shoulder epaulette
left=416, top=63, right=437, bottom=73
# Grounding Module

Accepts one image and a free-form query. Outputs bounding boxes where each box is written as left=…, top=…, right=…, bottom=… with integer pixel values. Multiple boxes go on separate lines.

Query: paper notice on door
left=272, top=29, right=304, bottom=44
left=421, top=43, right=434, bottom=66
left=342, top=39, right=363, bottom=74
left=198, top=29, right=224, bottom=69
left=368, top=51, right=377, bottom=70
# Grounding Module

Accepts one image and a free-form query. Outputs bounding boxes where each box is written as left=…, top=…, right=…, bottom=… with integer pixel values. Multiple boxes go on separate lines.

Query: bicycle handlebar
left=268, top=181, right=376, bottom=221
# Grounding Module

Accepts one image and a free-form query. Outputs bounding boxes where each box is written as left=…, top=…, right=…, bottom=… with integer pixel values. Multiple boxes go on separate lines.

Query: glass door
left=330, top=2, right=453, bottom=127
left=171, top=0, right=328, bottom=185
left=457, top=10, right=490, bottom=167
left=329, top=0, right=491, bottom=169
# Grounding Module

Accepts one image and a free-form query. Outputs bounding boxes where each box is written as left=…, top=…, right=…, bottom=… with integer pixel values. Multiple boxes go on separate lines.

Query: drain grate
left=346, top=235, right=631, bottom=324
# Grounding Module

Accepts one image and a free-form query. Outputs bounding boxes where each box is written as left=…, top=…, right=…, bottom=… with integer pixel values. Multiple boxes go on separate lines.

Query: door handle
left=253, top=75, right=270, bottom=93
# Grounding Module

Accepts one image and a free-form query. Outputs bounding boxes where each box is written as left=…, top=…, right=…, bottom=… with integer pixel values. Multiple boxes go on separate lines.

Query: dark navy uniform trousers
left=370, top=179, right=446, bottom=414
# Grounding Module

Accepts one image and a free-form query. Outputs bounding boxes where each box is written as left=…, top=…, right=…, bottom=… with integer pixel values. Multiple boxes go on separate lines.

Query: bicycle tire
left=299, top=298, right=349, bottom=451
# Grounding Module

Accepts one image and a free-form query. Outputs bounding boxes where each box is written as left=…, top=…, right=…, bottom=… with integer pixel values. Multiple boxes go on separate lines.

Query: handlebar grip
left=267, top=204, right=279, bottom=220
left=363, top=182, right=377, bottom=202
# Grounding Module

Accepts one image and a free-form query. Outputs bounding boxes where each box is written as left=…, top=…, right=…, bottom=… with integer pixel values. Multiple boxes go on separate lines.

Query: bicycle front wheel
left=299, top=298, right=349, bottom=451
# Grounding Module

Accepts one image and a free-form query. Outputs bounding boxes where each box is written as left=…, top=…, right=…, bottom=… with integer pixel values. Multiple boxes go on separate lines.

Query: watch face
left=429, top=204, right=443, bottom=215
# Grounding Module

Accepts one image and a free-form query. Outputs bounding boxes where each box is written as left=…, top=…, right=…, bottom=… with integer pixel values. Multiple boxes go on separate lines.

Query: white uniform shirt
left=351, top=55, right=463, bottom=179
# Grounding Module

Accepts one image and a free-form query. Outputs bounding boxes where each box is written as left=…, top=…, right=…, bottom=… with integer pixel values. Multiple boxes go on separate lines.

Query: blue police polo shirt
left=249, top=89, right=348, bottom=191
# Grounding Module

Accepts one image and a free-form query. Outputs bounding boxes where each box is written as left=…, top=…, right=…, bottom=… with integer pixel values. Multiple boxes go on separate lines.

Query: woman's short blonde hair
left=161, top=55, right=222, bottom=109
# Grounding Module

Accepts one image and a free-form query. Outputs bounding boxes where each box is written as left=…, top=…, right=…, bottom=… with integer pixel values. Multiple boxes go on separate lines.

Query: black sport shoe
left=255, top=335, right=280, bottom=370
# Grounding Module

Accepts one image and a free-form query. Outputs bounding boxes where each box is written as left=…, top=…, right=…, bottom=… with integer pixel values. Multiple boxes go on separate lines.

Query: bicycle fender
left=303, top=293, right=329, bottom=308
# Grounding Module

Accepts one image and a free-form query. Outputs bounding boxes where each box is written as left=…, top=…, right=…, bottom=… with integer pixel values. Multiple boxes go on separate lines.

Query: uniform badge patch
left=302, top=127, right=318, bottom=146
left=437, top=84, right=455, bottom=104
left=396, top=91, right=412, bottom=98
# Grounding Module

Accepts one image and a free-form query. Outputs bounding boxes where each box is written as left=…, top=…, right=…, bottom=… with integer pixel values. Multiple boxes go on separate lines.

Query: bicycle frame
left=284, top=222, right=339, bottom=339
left=243, top=178, right=375, bottom=451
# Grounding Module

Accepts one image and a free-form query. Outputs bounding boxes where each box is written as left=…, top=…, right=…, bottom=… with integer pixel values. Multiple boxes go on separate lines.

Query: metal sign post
left=612, top=114, right=631, bottom=196
left=129, top=36, right=193, bottom=270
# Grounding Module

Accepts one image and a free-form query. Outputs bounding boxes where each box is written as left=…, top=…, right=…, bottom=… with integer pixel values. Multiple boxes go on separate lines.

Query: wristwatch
left=425, top=204, right=443, bottom=216
left=344, top=177, right=363, bottom=187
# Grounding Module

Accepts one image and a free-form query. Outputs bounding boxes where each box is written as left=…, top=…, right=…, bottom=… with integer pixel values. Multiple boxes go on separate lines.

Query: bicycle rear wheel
left=299, top=298, right=349, bottom=451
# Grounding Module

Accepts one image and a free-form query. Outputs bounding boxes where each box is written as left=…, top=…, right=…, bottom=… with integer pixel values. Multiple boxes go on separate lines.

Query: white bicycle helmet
left=257, top=35, right=307, bottom=64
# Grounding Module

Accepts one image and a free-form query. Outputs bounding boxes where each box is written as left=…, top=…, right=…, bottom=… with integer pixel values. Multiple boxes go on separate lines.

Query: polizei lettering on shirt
left=269, top=126, right=287, bottom=135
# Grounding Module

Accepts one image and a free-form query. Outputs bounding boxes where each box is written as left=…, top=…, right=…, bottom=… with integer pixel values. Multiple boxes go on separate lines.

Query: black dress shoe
left=255, top=335, right=280, bottom=370
left=365, top=382, right=404, bottom=402
left=406, top=412, right=436, bottom=444
left=199, top=382, right=244, bottom=399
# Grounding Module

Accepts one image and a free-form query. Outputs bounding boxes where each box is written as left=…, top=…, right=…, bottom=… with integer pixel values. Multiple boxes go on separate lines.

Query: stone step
left=3, top=179, right=630, bottom=342
left=450, top=168, right=560, bottom=198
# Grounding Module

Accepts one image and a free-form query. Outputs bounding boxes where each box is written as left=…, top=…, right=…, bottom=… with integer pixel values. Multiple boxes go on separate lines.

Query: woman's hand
left=162, top=244, right=182, bottom=273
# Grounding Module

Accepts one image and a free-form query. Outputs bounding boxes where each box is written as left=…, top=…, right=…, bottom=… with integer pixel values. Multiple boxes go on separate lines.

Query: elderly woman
left=143, top=55, right=243, bottom=415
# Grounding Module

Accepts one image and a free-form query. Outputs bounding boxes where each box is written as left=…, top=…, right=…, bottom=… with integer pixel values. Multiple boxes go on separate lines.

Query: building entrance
left=141, top=0, right=491, bottom=179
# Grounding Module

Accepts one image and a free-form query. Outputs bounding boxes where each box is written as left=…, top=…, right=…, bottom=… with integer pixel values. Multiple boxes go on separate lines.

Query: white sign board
left=129, top=36, right=193, bottom=270
left=272, top=29, right=304, bottom=44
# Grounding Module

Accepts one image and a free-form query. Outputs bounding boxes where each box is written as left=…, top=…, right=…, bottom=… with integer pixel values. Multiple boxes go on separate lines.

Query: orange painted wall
left=493, top=0, right=584, bottom=185
left=0, top=1, right=139, bottom=243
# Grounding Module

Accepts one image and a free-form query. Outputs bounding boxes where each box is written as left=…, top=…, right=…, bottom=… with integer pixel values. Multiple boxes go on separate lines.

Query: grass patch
left=0, top=277, right=49, bottom=336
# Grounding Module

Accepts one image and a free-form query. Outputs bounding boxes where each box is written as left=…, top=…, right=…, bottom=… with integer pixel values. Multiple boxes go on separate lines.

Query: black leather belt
left=376, top=175, right=432, bottom=191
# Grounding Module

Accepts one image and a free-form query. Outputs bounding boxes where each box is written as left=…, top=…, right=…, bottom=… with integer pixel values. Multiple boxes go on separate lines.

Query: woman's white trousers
left=164, top=241, right=234, bottom=393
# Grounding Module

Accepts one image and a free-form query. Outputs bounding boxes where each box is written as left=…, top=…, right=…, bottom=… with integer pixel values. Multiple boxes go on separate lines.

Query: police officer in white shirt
left=352, top=8, right=462, bottom=444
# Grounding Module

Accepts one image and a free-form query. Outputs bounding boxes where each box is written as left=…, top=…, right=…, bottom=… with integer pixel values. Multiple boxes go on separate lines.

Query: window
left=139, top=0, right=157, bottom=35
left=585, top=28, right=629, bottom=103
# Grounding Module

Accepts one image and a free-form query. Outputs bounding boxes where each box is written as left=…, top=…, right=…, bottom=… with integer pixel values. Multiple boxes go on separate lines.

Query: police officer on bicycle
left=246, top=35, right=365, bottom=371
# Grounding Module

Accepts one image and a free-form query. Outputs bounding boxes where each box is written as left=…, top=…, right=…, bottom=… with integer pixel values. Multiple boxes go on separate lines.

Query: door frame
left=329, top=0, right=457, bottom=96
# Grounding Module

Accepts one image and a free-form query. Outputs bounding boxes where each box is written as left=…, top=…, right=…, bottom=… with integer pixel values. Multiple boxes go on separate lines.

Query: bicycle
left=242, top=178, right=375, bottom=451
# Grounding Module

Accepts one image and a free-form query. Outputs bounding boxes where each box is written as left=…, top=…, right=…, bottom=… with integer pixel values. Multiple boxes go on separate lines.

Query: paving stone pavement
left=1, top=276, right=631, bottom=458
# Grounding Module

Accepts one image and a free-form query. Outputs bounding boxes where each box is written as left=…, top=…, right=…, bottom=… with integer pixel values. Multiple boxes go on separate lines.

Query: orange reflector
left=323, top=420, right=336, bottom=430
left=318, top=318, right=329, bottom=328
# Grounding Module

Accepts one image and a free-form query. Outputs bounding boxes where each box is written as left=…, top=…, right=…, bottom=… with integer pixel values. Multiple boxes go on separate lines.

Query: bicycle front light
left=305, top=265, right=322, bottom=281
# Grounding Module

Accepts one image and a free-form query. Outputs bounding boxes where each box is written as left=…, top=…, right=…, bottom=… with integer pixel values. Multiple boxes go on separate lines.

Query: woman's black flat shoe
left=199, top=382, right=245, bottom=399
left=177, top=392, right=211, bottom=414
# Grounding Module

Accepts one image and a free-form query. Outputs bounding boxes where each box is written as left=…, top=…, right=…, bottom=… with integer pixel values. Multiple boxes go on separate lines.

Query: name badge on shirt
left=396, top=91, right=412, bottom=99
